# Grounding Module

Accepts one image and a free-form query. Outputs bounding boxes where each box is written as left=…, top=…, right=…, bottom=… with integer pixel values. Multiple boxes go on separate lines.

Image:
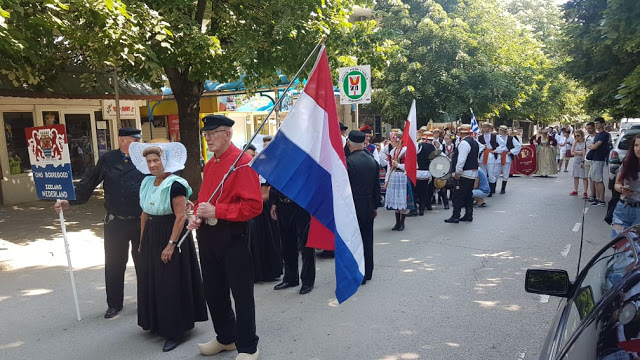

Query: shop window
left=4, top=112, right=34, bottom=174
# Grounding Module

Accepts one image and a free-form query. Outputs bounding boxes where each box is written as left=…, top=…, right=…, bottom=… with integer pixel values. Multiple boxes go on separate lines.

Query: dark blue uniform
left=72, top=149, right=147, bottom=310
left=347, top=149, right=380, bottom=282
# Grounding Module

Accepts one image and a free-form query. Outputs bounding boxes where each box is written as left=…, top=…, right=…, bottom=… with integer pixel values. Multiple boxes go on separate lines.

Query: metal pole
left=114, top=66, right=121, bottom=126
left=177, top=38, right=326, bottom=249
left=57, top=200, right=81, bottom=321
left=355, top=104, right=359, bottom=129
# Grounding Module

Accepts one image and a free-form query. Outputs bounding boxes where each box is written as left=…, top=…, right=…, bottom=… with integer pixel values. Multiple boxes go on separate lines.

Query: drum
left=429, top=156, right=452, bottom=179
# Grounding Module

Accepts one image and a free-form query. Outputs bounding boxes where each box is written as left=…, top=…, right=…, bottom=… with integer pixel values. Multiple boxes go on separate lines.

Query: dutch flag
left=251, top=46, right=365, bottom=303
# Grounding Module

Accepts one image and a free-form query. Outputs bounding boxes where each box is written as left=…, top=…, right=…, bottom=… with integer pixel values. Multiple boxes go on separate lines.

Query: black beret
left=348, top=130, right=366, bottom=143
left=339, top=122, right=348, bottom=131
left=202, top=115, right=235, bottom=131
left=118, top=127, right=142, bottom=138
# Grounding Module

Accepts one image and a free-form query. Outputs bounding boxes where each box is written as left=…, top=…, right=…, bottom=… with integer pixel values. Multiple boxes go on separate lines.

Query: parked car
left=609, top=129, right=640, bottom=189
left=525, top=226, right=640, bottom=360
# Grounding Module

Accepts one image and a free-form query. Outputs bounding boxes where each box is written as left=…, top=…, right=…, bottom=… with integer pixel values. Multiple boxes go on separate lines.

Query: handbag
left=565, top=149, right=573, bottom=158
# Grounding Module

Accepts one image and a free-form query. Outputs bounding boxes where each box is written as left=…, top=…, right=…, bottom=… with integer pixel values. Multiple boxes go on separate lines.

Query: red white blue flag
left=251, top=46, right=365, bottom=303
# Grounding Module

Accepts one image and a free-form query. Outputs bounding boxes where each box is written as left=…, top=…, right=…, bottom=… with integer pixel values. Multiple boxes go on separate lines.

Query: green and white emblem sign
left=339, top=65, right=371, bottom=105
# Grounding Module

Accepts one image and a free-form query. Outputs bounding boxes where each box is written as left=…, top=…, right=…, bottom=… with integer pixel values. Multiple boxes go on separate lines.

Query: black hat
left=339, top=122, right=348, bottom=131
left=348, top=130, right=366, bottom=143
left=118, top=127, right=142, bottom=138
left=202, top=115, right=235, bottom=131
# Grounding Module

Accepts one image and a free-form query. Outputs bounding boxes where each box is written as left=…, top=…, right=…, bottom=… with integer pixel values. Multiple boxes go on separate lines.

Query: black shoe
left=361, top=278, right=367, bottom=285
left=398, top=214, right=406, bottom=231
left=487, top=192, right=492, bottom=198
left=104, top=307, right=122, bottom=319
left=444, top=217, right=460, bottom=223
left=459, top=216, right=473, bottom=222
left=443, top=203, right=449, bottom=210
left=407, top=212, right=418, bottom=217
left=274, top=281, right=299, bottom=290
left=299, top=285, right=313, bottom=294
left=418, top=211, right=425, bottom=216
left=500, top=182, right=507, bottom=194
left=318, top=250, right=335, bottom=258
left=426, top=205, right=433, bottom=211
left=163, top=338, right=180, bottom=352
left=398, top=223, right=405, bottom=231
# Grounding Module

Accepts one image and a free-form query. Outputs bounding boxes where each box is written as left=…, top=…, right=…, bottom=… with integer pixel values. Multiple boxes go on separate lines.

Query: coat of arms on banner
left=25, top=125, right=76, bottom=200
left=26, top=125, right=71, bottom=167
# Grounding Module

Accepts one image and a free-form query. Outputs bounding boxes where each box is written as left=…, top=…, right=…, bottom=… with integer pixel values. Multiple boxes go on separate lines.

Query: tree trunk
left=165, top=66, right=204, bottom=199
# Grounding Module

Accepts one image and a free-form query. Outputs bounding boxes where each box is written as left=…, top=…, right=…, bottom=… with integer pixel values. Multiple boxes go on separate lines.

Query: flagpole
left=57, top=199, right=82, bottom=321
left=177, top=36, right=327, bottom=249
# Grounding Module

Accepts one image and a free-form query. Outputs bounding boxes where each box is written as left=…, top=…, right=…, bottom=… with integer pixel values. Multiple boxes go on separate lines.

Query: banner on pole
left=25, top=125, right=76, bottom=200
left=338, top=65, right=371, bottom=105
left=515, top=144, right=537, bottom=176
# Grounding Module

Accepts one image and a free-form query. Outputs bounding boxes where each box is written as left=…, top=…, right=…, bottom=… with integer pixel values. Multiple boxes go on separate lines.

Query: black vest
left=417, top=142, right=435, bottom=170
left=451, top=137, right=479, bottom=171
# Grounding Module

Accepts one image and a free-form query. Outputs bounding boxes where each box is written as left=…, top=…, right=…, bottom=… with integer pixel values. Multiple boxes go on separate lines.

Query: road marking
left=572, top=222, right=582, bottom=232
left=539, top=295, right=550, bottom=303
left=517, top=350, right=527, bottom=360
left=584, top=207, right=589, bottom=215
left=561, top=244, right=571, bottom=257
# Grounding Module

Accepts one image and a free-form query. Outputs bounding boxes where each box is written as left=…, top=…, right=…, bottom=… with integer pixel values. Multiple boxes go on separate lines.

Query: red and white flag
left=401, top=100, right=417, bottom=186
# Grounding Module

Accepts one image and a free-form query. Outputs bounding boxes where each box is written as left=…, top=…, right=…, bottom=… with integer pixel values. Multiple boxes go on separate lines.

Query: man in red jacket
left=188, top=115, right=262, bottom=360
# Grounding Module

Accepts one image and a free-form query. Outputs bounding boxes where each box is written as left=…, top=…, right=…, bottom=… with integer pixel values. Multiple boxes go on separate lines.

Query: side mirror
left=525, top=269, right=571, bottom=298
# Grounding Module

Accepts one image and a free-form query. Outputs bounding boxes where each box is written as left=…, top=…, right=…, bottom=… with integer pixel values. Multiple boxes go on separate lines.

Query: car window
left=618, top=132, right=640, bottom=151
left=556, top=237, right=638, bottom=353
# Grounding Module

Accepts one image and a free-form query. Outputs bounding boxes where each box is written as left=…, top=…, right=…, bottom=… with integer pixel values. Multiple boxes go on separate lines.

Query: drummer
left=430, top=148, right=452, bottom=210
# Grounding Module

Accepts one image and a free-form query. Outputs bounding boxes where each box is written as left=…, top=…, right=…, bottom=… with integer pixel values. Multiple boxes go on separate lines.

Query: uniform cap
left=202, top=115, right=235, bottom=131
left=118, top=127, right=142, bottom=138
left=348, top=130, right=366, bottom=143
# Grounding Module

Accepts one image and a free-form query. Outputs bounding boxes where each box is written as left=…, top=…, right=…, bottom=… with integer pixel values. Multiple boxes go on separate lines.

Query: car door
left=547, top=235, right=638, bottom=359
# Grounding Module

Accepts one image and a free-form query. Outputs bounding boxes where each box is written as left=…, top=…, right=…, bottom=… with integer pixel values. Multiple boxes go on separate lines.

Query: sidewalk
left=0, top=194, right=116, bottom=271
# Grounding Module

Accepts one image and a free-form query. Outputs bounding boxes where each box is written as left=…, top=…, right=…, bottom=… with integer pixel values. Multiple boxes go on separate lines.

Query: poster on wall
left=169, top=115, right=180, bottom=142
left=97, top=129, right=109, bottom=156
left=217, top=95, right=236, bottom=111
left=24, top=125, right=76, bottom=200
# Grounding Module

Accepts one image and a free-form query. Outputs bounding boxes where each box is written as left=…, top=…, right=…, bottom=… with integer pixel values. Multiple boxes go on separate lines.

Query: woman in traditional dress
left=130, top=139, right=208, bottom=352
left=530, top=129, right=558, bottom=177
left=383, top=130, right=415, bottom=231
left=570, top=130, right=589, bottom=198
left=247, top=138, right=283, bottom=282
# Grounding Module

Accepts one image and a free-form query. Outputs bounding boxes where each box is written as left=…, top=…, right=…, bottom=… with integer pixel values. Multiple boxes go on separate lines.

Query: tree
left=367, top=0, right=549, bottom=125
left=562, top=0, right=640, bottom=118
left=1, top=0, right=391, bottom=195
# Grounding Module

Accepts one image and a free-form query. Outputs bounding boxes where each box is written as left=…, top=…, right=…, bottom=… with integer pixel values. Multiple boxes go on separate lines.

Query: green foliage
left=0, top=0, right=170, bottom=88
left=563, top=0, right=640, bottom=118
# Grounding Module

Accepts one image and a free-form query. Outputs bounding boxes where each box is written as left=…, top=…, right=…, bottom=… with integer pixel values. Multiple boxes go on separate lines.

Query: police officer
left=54, top=127, right=146, bottom=319
left=346, top=131, right=380, bottom=284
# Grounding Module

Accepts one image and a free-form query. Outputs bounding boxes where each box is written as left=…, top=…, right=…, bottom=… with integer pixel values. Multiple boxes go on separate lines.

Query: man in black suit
left=346, top=131, right=380, bottom=284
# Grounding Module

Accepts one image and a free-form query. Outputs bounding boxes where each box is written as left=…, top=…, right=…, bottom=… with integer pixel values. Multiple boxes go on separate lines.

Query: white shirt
left=496, top=135, right=522, bottom=162
left=585, top=133, right=595, bottom=161
left=455, top=137, right=479, bottom=179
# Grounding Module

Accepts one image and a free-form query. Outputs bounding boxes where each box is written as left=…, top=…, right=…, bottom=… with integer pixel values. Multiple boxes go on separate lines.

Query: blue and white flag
left=470, top=108, right=480, bottom=134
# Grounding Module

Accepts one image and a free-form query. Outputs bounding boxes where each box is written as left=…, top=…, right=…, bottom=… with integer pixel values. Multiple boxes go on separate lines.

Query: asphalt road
left=0, top=171, right=612, bottom=360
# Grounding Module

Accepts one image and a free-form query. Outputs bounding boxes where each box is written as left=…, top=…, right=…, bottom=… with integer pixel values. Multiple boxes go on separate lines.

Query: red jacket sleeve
left=215, top=165, right=263, bottom=222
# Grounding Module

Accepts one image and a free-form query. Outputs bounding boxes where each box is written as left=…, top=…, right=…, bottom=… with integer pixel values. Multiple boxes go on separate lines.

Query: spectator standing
left=570, top=130, right=589, bottom=198
left=588, top=117, right=610, bottom=207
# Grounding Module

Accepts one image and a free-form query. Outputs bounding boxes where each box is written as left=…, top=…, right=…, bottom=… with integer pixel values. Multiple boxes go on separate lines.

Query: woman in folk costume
left=384, top=130, right=415, bottom=231
left=129, top=139, right=208, bottom=352
left=530, top=128, right=558, bottom=177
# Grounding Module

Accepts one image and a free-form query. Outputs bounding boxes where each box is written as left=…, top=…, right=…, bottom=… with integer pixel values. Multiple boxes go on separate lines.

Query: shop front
left=0, top=97, right=147, bottom=204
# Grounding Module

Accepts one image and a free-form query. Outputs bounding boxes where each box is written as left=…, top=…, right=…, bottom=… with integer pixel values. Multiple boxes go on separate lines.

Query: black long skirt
left=137, top=214, right=208, bottom=339
left=249, top=204, right=283, bottom=282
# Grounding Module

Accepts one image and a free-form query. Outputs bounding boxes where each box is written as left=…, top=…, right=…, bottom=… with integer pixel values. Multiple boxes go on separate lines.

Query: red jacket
left=195, top=143, right=262, bottom=222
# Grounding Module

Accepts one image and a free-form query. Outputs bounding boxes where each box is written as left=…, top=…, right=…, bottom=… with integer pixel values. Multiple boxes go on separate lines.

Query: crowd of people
left=51, top=111, right=628, bottom=359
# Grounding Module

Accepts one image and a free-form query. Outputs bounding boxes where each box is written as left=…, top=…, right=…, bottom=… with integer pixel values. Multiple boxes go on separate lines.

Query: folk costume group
left=51, top=107, right=526, bottom=357
left=52, top=115, right=382, bottom=359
